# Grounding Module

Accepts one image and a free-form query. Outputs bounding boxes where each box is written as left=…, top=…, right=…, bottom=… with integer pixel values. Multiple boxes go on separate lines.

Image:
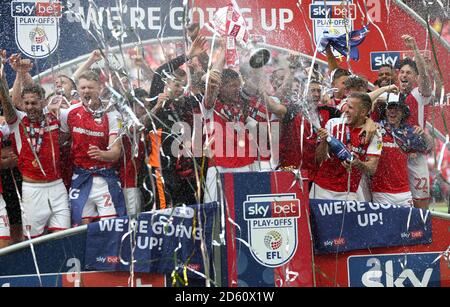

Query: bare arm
left=0, top=51, right=18, bottom=124
left=87, top=134, right=121, bottom=163
left=343, top=155, right=380, bottom=176
left=9, top=54, right=34, bottom=110
left=402, top=35, right=431, bottom=97
left=73, top=50, right=102, bottom=81
left=259, top=92, right=287, bottom=119
left=368, top=84, right=398, bottom=109
left=315, top=128, right=330, bottom=164
left=325, top=45, right=340, bottom=72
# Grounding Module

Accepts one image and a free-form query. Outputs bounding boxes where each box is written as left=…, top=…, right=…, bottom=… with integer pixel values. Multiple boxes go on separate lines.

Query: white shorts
left=0, top=195, right=10, bottom=240
left=372, top=191, right=413, bottom=207
left=123, top=187, right=142, bottom=216
left=309, top=183, right=357, bottom=201
left=204, top=164, right=255, bottom=204
left=252, top=160, right=275, bottom=172
left=22, top=179, right=70, bottom=238
left=407, top=153, right=430, bottom=200
left=356, top=174, right=372, bottom=202
left=82, top=176, right=118, bottom=220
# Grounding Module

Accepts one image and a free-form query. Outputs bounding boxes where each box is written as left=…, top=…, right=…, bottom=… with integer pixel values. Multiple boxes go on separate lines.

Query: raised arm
left=149, top=35, right=207, bottom=99
left=0, top=51, right=18, bottom=124
left=325, top=45, right=340, bottom=73
left=9, top=53, right=34, bottom=110
left=203, top=39, right=226, bottom=110
left=402, top=35, right=432, bottom=97
left=73, top=50, right=102, bottom=81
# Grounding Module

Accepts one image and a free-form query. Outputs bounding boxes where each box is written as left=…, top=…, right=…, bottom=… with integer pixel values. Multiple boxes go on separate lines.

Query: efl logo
left=11, top=1, right=61, bottom=59
left=243, top=194, right=301, bottom=267
left=11, top=1, right=62, bottom=17
left=310, top=3, right=356, bottom=20
left=244, top=200, right=300, bottom=219
left=370, top=51, right=401, bottom=71
left=348, top=252, right=444, bottom=287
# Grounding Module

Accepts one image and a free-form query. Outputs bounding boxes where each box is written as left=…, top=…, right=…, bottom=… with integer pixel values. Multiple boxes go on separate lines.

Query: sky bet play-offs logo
left=243, top=194, right=300, bottom=267
left=11, top=1, right=62, bottom=59
left=310, top=0, right=356, bottom=57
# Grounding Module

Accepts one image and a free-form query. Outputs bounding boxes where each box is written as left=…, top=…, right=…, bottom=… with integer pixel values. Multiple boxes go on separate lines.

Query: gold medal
left=32, top=159, right=38, bottom=168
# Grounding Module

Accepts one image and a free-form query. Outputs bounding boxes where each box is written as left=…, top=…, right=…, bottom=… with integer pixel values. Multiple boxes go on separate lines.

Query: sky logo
left=348, top=252, right=443, bottom=287
left=244, top=200, right=300, bottom=219
left=310, top=3, right=356, bottom=20
left=11, top=1, right=62, bottom=17
left=370, top=51, right=401, bottom=71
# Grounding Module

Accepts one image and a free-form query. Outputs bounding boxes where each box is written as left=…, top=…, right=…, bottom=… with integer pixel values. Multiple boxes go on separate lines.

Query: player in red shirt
left=371, top=95, right=431, bottom=206
left=274, top=80, right=341, bottom=177
left=118, top=88, right=148, bottom=216
left=203, top=45, right=275, bottom=203
left=60, top=70, right=125, bottom=226
left=311, top=93, right=382, bottom=201
left=397, top=35, right=433, bottom=209
left=0, top=58, right=71, bottom=238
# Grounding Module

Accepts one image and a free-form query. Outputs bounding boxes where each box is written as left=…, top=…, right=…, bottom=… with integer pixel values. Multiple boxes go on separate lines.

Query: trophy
left=207, top=1, right=270, bottom=69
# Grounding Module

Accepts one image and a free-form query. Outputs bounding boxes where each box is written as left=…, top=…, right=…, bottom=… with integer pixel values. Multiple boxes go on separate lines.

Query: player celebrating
left=398, top=35, right=433, bottom=209
left=311, top=93, right=382, bottom=201
left=60, top=70, right=126, bottom=226
left=0, top=51, right=70, bottom=238
left=371, top=94, right=432, bottom=206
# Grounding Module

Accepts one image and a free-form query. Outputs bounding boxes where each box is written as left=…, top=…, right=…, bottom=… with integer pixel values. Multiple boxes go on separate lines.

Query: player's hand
left=384, top=84, right=398, bottom=94
left=360, top=118, right=379, bottom=145
left=187, top=35, right=207, bottom=60
left=413, top=125, right=424, bottom=135
left=204, top=69, right=222, bottom=90
left=341, top=157, right=359, bottom=173
left=87, top=145, right=105, bottom=161
left=89, top=49, right=103, bottom=63
left=151, top=92, right=170, bottom=113
left=317, top=128, right=328, bottom=141
left=402, top=34, right=418, bottom=50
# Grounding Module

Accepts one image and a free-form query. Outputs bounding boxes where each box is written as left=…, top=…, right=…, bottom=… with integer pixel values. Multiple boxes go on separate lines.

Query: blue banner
left=85, top=202, right=218, bottom=278
left=310, top=200, right=432, bottom=254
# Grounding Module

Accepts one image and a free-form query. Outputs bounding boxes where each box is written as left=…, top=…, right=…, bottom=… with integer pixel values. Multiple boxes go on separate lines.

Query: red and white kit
left=311, top=118, right=382, bottom=201
left=60, top=104, right=119, bottom=170
left=371, top=127, right=412, bottom=206
left=8, top=110, right=70, bottom=238
left=60, top=104, right=120, bottom=220
left=119, top=135, right=145, bottom=215
left=404, top=87, right=431, bottom=201
left=204, top=97, right=269, bottom=203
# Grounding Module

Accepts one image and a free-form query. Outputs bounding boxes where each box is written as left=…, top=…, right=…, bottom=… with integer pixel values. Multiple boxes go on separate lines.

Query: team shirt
left=280, top=103, right=341, bottom=178
left=404, top=87, right=431, bottom=128
left=119, top=135, right=145, bottom=188
left=60, top=104, right=119, bottom=170
left=205, top=95, right=269, bottom=169
left=9, top=110, right=61, bottom=181
left=371, top=123, right=410, bottom=193
left=313, top=118, right=382, bottom=193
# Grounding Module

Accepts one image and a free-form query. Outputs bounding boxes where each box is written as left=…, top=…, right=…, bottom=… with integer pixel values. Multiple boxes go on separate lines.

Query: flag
left=318, top=25, right=370, bottom=61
